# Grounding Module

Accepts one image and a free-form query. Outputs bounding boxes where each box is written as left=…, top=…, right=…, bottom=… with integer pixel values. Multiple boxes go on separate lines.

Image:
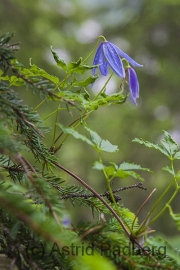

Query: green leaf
left=84, top=126, right=119, bottom=153
left=82, top=93, right=126, bottom=111
left=105, top=92, right=126, bottom=104
left=93, top=162, right=116, bottom=176
left=168, top=205, right=180, bottom=231
left=162, top=166, right=174, bottom=175
left=69, top=64, right=97, bottom=74
left=81, top=253, right=116, bottom=270
left=100, top=140, right=119, bottom=153
left=161, top=131, right=179, bottom=158
left=56, top=124, right=118, bottom=153
left=67, top=57, right=82, bottom=70
left=93, top=162, right=145, bottom=181
left=0, top=74, right=10, bottom=81
left=56, top=124, right=93, bottom=146
left=1, top=74, right=25, bottom=86
left=74, top=75, right=98, bottom=87
left=175, top=170, right=180, bottom=179
left=104, top=166, right=117, bottom=176
left=28, top=63, right=59, bottom=84
left=51, top=47, right=67, bottom=71
left=133, top=131, right=180, bottom=160
left=133, top=138, right=169, bottom=156
left=109, top=162, right=118, bottom=170
left=93, top=161, right=105, bottom=171
left=9, top=75, right=24, bottom=86
left=114, top=169, right=145, bottom=181
left=174, top=151, right=180, bottom=159
left=119, top=162, right=151, bottom=172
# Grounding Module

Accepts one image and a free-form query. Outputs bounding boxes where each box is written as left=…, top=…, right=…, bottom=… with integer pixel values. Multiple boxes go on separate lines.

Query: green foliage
left=167, top=205, right=180, bottom=232
left=1, top=33, right=180, bottom=270
left=57, top=123, right=119, bottom=153
left=93, top=161, right=150, bottom=181
left=133, top=131, right=180, bottom=160
left=51, top=47, right=97, bottom=75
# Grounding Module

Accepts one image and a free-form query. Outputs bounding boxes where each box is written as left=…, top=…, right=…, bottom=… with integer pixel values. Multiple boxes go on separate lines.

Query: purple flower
left=62, top=215, right=71, bottom=227
left=92, top=41, right=142, bottom=79
left=127, top=67, right=139, bottom=105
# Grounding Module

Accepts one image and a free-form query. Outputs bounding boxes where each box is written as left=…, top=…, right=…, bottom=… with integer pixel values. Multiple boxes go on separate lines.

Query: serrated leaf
left=69, top=64, right=97, bottom=74
left=106, top=92, right=126, bottom=103
left=133, top=132, right=180, bottom=160
left=100, top=140, right=119, bottom=153
left=84, top=126, right=119, bottom=153
left=168, top=205, right=180, bottom=232
left=93, top=161, right=145, bottom=181
left=162, top=166, right=174, bottom=175
left=56, top=124, right=118, bottom=153
left=84, top=125, right=101, bottom=144
left=74, top=75, right=98, bottom=87
left=67, top=57, right=82, bottom=70
left=133, top=138, right=169, bottom=156
left=93, top=162, right=116, bottom=176
left=56, top=124, right=93, bottom=146
left=119, top=162, right=151, bottom=172
left=82, top=93, right=126, bottom=111
left=104, top=165, right=116, bottom=176
left=9, top=76, right=24, bottom=86
left=114, top=169, right=145, bottom=181
left=93, top=161, right=105, bottom=170
left=174, top=151, right=180, bottom=159
left=161, top=131, right=179, bottom=158
left=51, top=47, right=67, bottom=71
left=28, top=63, right=59, bottom=84
left=109, top=162, right=118, bottom=170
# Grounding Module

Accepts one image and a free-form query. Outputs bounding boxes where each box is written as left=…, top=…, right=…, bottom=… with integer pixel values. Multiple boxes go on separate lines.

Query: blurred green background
left=1, top=0, right=180, bottom=237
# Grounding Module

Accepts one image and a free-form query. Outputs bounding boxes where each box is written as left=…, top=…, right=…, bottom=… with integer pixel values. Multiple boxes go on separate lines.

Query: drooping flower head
left=126, top=67, right=139, bottom=105
left=92, top=37, right=143, bottom=104
left=92, top=40, right=142, bottom=79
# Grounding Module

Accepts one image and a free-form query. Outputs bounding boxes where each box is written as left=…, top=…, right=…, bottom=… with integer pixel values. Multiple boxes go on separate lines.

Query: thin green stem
left=52, top=103, right=61, bottom=146
left=54, top=111, right=92, bottom=153
left=147, top=186, right=180, bottom=227
left=99, top=154, right=133, bottom=233
left=132, top=188, right=156, bottom=231
left=82, top=35, right=106, bottom=63
left=43, top=107, right=67, bottom=121
left=137, top=177, right=175, bottom=234
left=93, top=72, right=113, bottom=101
left=99, top=153, right=118, bottom=208
left=33, top=99, right=46, bottom=111
left=136, top=158, right=180, bottom=235
left=54, top=72, right=114, bottom=152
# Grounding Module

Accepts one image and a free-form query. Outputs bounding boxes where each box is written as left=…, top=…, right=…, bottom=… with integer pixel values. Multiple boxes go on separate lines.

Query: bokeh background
left=1, top=0, right=180, bottom=239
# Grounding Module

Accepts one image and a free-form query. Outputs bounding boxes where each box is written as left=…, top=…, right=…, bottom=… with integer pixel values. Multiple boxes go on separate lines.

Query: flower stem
left=82, top=35, right=106, bottom=63
left=93, top=72, right=114, bottom=100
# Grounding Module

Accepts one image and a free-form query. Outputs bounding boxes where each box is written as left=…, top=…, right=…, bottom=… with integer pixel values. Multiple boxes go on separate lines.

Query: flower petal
left=110, top=42, right=143, bottom=68
left=102, top=42, right=125, bottom=78
left=92, top=43, right=104, bottom=75
left=128, top=67, right=139, bottom=105
left=99, top=61, right=108, bottom=76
